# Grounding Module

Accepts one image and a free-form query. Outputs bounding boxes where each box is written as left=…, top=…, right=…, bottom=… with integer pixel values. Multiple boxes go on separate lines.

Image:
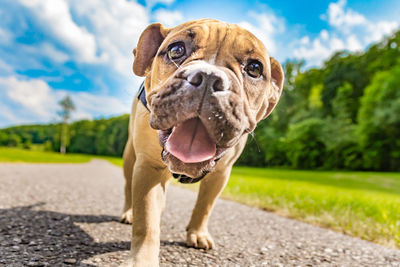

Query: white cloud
left=3, top=77, right=57, bottom=119
left=17, top=42, right=70, bottom=64
left=0, top=76, right=130, bottom=127
left=153, top=9, right=184, bottom=27
left=70, top=92, right=129, bottom=120
left=299, top=36, right=310, bottom=45
left=320, top=30, right=329, bottom=41
left=346, top=34, right=362, bottom=51
left=0, top=0, right=151, bottom=126
left=293, top=32, right=346, bottom=66
left=68, top=0, right=149, bottom=77
left=17, top=0, right=150, bottom=79
left=366, top=21, right=399, bottom=43
left=0, top=76, right=61, bottom=125
left=239, top=11, right=285, bottom=55
left=19, top=0, right=99, bottom=63
left=326, top=0, right=366, bottom=29
left=294, top=0, right=399, bottom=67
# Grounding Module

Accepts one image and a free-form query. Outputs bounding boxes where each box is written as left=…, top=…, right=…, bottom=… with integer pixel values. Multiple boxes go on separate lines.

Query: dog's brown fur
left=121, top=19, right=284, bottom=266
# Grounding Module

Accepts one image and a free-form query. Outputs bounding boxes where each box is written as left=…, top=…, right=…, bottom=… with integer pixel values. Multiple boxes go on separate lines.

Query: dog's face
left=133, top=19, right=284, bottom=180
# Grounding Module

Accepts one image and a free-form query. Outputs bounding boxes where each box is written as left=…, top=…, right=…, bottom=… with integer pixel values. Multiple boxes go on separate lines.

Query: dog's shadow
left=0, top=202, right=129, bottom=266
left=0, top=203, right=186, bottom=266
left=0, top=203, right=191, bottom=266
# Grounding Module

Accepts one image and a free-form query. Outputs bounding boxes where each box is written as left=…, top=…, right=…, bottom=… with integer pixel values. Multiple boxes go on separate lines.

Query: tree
left=321, top=82, right=362, bottom=169
left=284, top=118, right=326, bottom=169
left=0, top=132, right=8, bottom=146
left=58, top=95, right=75, bottom=154
left=68, top=120, right=97, bottom=154
left=357, top=62, right=400, bottom=171
left=7, top=134, right=21, bottom=147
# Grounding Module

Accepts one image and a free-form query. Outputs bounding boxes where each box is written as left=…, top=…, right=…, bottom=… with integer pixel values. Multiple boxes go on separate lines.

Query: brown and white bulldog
left=121, top=19, right=284, bottom=266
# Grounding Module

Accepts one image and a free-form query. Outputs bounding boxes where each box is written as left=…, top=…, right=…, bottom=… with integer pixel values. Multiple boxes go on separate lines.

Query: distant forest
left=1, top=30, right=399, bottom=171
left=0, top=115, right=129, bottom=158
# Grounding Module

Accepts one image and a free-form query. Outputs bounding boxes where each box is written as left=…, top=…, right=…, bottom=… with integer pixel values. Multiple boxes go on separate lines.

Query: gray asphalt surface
left=0, top=160, right=399, bottom=267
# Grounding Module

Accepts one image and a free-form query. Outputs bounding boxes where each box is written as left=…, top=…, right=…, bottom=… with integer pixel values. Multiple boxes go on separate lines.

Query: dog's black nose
left=187, top=71, right=226, bottom=92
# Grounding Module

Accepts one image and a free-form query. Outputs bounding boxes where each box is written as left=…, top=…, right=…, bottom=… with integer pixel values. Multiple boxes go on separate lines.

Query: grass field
left=0, top=147, right=123, bottom=165
left=0, top=147, right=399, bottom=248
left=0, top=147, right=94, bottom=163
left=224, top=167, right=400, bottom=249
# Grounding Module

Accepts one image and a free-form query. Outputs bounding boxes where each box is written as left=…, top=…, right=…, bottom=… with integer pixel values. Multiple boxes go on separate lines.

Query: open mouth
left=158, top=117, right=227, bottom=182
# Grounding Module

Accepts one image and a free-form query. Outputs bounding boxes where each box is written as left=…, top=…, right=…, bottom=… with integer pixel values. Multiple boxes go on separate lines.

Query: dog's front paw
left=186, top=229, right=214, bottom=250
left=120, top=246, right=159, bottom=267
left=120, top=208, right=133, bottom=224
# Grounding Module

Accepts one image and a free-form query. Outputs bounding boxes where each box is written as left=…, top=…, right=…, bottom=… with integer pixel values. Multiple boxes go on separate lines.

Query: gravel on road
left=0, top=160, right=399, bottom=266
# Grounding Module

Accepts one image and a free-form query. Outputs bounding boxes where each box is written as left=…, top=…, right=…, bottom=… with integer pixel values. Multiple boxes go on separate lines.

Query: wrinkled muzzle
left=148, top=62, right=250, bottom=180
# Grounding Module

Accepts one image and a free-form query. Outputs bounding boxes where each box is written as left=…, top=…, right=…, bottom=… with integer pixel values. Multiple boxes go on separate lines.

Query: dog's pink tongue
left=166, top=118, right=216, bottom=163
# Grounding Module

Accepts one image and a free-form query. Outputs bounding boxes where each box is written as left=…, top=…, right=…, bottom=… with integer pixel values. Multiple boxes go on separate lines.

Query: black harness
left=137, top=82, right=207, bottom=184
left=137, top=82, right=149, bottom=111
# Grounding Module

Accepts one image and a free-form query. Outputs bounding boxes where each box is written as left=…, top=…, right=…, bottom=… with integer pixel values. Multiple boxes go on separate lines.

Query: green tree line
left=1, top=30, right=399, bottom=171
left=0, top=115, right=129, bottom=157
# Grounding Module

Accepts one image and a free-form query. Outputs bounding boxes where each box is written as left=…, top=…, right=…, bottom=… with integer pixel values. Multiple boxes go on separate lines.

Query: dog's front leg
left=124, top=156, right=169, bottom=267
left=186, top=167, right=231, bottom=250
left=186, top=138, right=247, bottom=250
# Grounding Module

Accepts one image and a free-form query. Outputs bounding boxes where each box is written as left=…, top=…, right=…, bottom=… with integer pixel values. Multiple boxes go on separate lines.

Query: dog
left=120, top=19, right=284, bottom=266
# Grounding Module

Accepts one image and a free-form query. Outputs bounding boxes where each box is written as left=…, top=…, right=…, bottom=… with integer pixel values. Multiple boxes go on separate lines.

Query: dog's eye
left=245, top=61, right=263, bottom=78
left=168, top=42, right=186, bottom=60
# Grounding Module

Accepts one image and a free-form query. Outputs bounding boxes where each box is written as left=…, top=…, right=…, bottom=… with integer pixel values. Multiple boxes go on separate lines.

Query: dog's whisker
left=249, top=132, right=261, bottom=153
left=172, top=60, right=180, bottom=69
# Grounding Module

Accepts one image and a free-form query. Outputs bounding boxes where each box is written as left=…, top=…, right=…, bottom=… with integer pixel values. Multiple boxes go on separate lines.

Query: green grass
left=0, top=147, right=94, bottom=163
left=0, top=147, right=123, bottom=166
left=0, top=147, right=399, bottom=248
left=222, top=167, right=400, bottom=249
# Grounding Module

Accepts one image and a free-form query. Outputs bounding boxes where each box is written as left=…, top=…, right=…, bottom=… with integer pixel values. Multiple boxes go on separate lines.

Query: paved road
left=0, top=160, right=399, bottom=267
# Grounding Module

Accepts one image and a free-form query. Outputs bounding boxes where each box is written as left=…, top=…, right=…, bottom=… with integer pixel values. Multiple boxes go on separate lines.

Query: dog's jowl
left=120, top=19, right=284, bottom=267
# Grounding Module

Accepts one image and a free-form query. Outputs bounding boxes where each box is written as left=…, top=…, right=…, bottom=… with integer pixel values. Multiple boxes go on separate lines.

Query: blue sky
left=0, top=0, right=399, bottom=127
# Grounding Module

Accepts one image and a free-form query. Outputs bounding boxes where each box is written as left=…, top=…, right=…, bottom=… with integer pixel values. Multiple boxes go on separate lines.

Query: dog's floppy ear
left=133, top=23, right=169, bottom=76
left=262, top=57, right=284, bottom=119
